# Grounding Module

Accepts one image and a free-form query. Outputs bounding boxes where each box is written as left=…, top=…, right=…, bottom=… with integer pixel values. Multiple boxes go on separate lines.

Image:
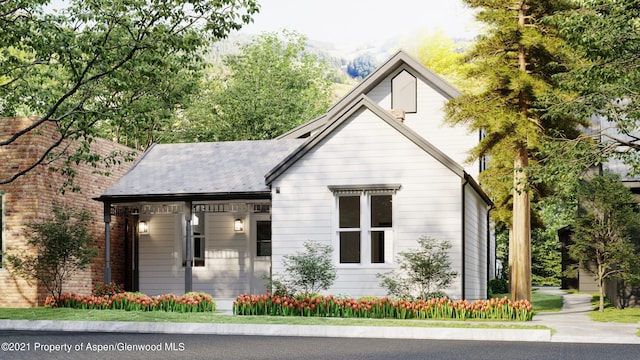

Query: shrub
left=488, top=278, right=508, bottom=297
left=4, top=205, right=98, bottom=301
left=377, top=236, right=458, bottom=300
left=271, top=240, right=336, bottom=296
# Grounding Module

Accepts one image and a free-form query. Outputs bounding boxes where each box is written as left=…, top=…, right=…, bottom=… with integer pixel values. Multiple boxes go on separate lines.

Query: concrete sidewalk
left=531, top=288, right=640, bottom=344
left=0, top=289, right=638, bottom=344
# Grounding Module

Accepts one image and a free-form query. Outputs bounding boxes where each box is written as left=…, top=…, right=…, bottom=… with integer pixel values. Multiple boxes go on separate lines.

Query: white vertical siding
left=463, top=185, right=489, bottom=300
left=138, top=213, right=183, bottom=295
left=365, top=69, right=480, bottom=179
left=272, top=107, right=465, bottom=298
left=138, top=206, right=254, bottom=298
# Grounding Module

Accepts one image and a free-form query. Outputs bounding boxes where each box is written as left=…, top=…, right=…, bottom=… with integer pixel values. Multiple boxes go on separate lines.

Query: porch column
left=103, top=202, right=112, bottom=284
left=184, top=201, right=193, bottom=293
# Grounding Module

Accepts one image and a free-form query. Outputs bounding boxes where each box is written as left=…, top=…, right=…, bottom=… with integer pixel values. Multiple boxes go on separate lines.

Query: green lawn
left=0, top=290, right=562, bottom=329
left=0, top=307, right=548, bottom=330
left=587, top=294, right=640, bottom=323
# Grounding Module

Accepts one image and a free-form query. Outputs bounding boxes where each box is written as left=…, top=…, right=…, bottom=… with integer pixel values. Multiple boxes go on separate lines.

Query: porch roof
left=97, top=139, right=304, bottom=202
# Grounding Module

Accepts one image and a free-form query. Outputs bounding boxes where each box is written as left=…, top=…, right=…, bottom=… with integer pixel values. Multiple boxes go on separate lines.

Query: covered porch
left=99, top=199, right=273, bottom=298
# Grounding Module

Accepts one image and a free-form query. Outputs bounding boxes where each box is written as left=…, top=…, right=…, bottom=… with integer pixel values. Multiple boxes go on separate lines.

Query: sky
left=236, top=0, right=480, bottom=47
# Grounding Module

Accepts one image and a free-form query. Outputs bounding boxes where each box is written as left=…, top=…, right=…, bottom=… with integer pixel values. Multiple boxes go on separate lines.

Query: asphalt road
left=1, top=331, right=639, bottom=360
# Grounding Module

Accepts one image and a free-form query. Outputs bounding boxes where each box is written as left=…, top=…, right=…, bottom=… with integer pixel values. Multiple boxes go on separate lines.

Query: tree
left=547, top=1, right=640, bottom=173
left=569, top=172, right=640, bottom=312
left=402, top=30, right=480, bottom=94
left=277, top=240, right=336, bottom=296
left=346, top=53, right=378, bottom=80
left=377, top=236, right=458, bottom=300
left=0, top=0, right=259, bottom=185
left=3, top=205, right=98, bottom=301
left=175, top=31, right=333, bottom=142
left=445, top=0, right=584, bottom=301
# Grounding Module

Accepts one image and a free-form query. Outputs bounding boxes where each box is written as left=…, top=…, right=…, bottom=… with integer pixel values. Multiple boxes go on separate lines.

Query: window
left=183, top=212, right=205, bottom=267
left=256, top=220, right=272, bottom=256
left=391, top=70, right=417, bottom=113
left=333, top=185, right=399, bottom=265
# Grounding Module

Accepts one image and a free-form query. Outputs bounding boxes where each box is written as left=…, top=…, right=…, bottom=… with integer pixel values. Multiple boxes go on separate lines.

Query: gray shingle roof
left=100, top=139, right=304, bottom=199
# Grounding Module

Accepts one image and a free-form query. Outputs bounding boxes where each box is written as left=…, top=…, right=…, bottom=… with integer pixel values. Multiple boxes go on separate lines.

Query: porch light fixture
left=139, top=221, right=149, bottom=234
left=234, top=219, right=244, bottom=232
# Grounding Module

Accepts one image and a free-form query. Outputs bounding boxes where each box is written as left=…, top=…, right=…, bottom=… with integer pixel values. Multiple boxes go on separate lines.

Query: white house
left=97, top=51, right=494, bottom=300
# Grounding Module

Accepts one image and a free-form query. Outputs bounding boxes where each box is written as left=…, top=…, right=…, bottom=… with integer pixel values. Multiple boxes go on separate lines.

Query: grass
left=0, top=307, right=548, bottom=330
left=587, top=294, right=640, bottom=323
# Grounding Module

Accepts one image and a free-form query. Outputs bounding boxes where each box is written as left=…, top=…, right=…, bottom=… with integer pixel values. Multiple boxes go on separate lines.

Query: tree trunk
left=511, top=146, right=532, bottom=301
left=598, top=263, right=605, bottom=312
left=509, top=0, right=532, bottom=302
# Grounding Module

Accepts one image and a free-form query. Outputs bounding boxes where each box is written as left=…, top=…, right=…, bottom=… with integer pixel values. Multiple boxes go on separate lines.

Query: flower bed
left=233, top=294, right=533, bottom=321
left=45, top=292, right=216, bottom=313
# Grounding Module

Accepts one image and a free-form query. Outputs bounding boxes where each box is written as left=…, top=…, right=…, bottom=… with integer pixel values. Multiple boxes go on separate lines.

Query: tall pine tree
left=446, top=0, right=584, bottom=300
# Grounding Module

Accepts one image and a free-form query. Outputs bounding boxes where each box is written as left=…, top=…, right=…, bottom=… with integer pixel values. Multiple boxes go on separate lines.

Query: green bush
left=488, top=278, right=508, bottom=297
left=377, top=236, right=457, bottom=300
left=270, top=240, right=336, bottom=296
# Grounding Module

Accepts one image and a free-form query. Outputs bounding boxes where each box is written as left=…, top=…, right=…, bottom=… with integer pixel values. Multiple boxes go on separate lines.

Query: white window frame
left=182, top=211, right=205, bottom=267
left=330, top=185, right=400, bottom=267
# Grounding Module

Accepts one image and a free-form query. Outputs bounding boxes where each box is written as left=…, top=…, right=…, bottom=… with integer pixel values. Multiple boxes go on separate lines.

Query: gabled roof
left=265, top=95, right=466, bottom=185
left=281, top=50, right=462, bottom=139
left=98, top=139, right=304, bottom=202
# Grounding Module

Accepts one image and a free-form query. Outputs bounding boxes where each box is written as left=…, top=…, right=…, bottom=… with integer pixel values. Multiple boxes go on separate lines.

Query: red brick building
left=0, top=117, right=138, bottom=307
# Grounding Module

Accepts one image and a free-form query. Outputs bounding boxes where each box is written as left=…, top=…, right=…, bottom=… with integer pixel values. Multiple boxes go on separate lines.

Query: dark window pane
left=257, top=221, right=272, bottom=256
left=257, top=242, right=271, bottom=257
left=340, top=232, right=360, bottom=263
left=371, top=195, right=392, bottom=227
left=194, top=238, right=202, bottom=257
left=339, top=196, right=360, bottom=228
left=371, top=231, right=385, bottom=263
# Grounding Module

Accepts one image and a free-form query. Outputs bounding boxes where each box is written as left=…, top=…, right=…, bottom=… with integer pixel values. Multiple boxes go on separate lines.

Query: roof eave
left=94, top=191, right=272, bottom=204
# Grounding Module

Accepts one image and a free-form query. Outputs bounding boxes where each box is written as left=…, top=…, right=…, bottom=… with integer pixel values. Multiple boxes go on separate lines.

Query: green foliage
left=377, top=236, right=457, bottom=300
left=403, top=29, right=477, bottom=94
left=546, top=1, right=640, bottom=171
left=447, top=0, right=585, bottom=226
left=176, top=30, right=333, bottom=142
left=569, top=172, right=640, bottom=311
left=0, top=0, right=258, bottom=185
left=488, top=278, right=508, bottom=297
left=276, top=240, right=337, bottom=296
left=4, top=205, right=98, bottom=301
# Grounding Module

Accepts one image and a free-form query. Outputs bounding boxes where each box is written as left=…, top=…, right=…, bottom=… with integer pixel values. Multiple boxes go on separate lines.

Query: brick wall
left=0, top=117, right=139, bottom=307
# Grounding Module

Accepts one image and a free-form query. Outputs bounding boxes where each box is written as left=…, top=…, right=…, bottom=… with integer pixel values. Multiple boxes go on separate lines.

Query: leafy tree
left=175, top=31, right=333, bottom=142
left=445, top=0, right=584, bottom=301
left=346, top=53, right=378, bottom=80
left=0, top=0, right=259, bottom=185
left=377, top=236, right=457, bottom=300
left=568, top=172, right=640, bottom=312
left=547, top=1, right=640, bottom=173
left=3, top=205, right=98, bottom=301
left=276, top=240, right=336, bottom=296
left=402, top=30, right=480, bottom=94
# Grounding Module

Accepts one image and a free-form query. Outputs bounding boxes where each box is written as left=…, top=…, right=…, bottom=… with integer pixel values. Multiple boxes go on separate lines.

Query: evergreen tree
left=445, top=0, right=585, bottom=300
